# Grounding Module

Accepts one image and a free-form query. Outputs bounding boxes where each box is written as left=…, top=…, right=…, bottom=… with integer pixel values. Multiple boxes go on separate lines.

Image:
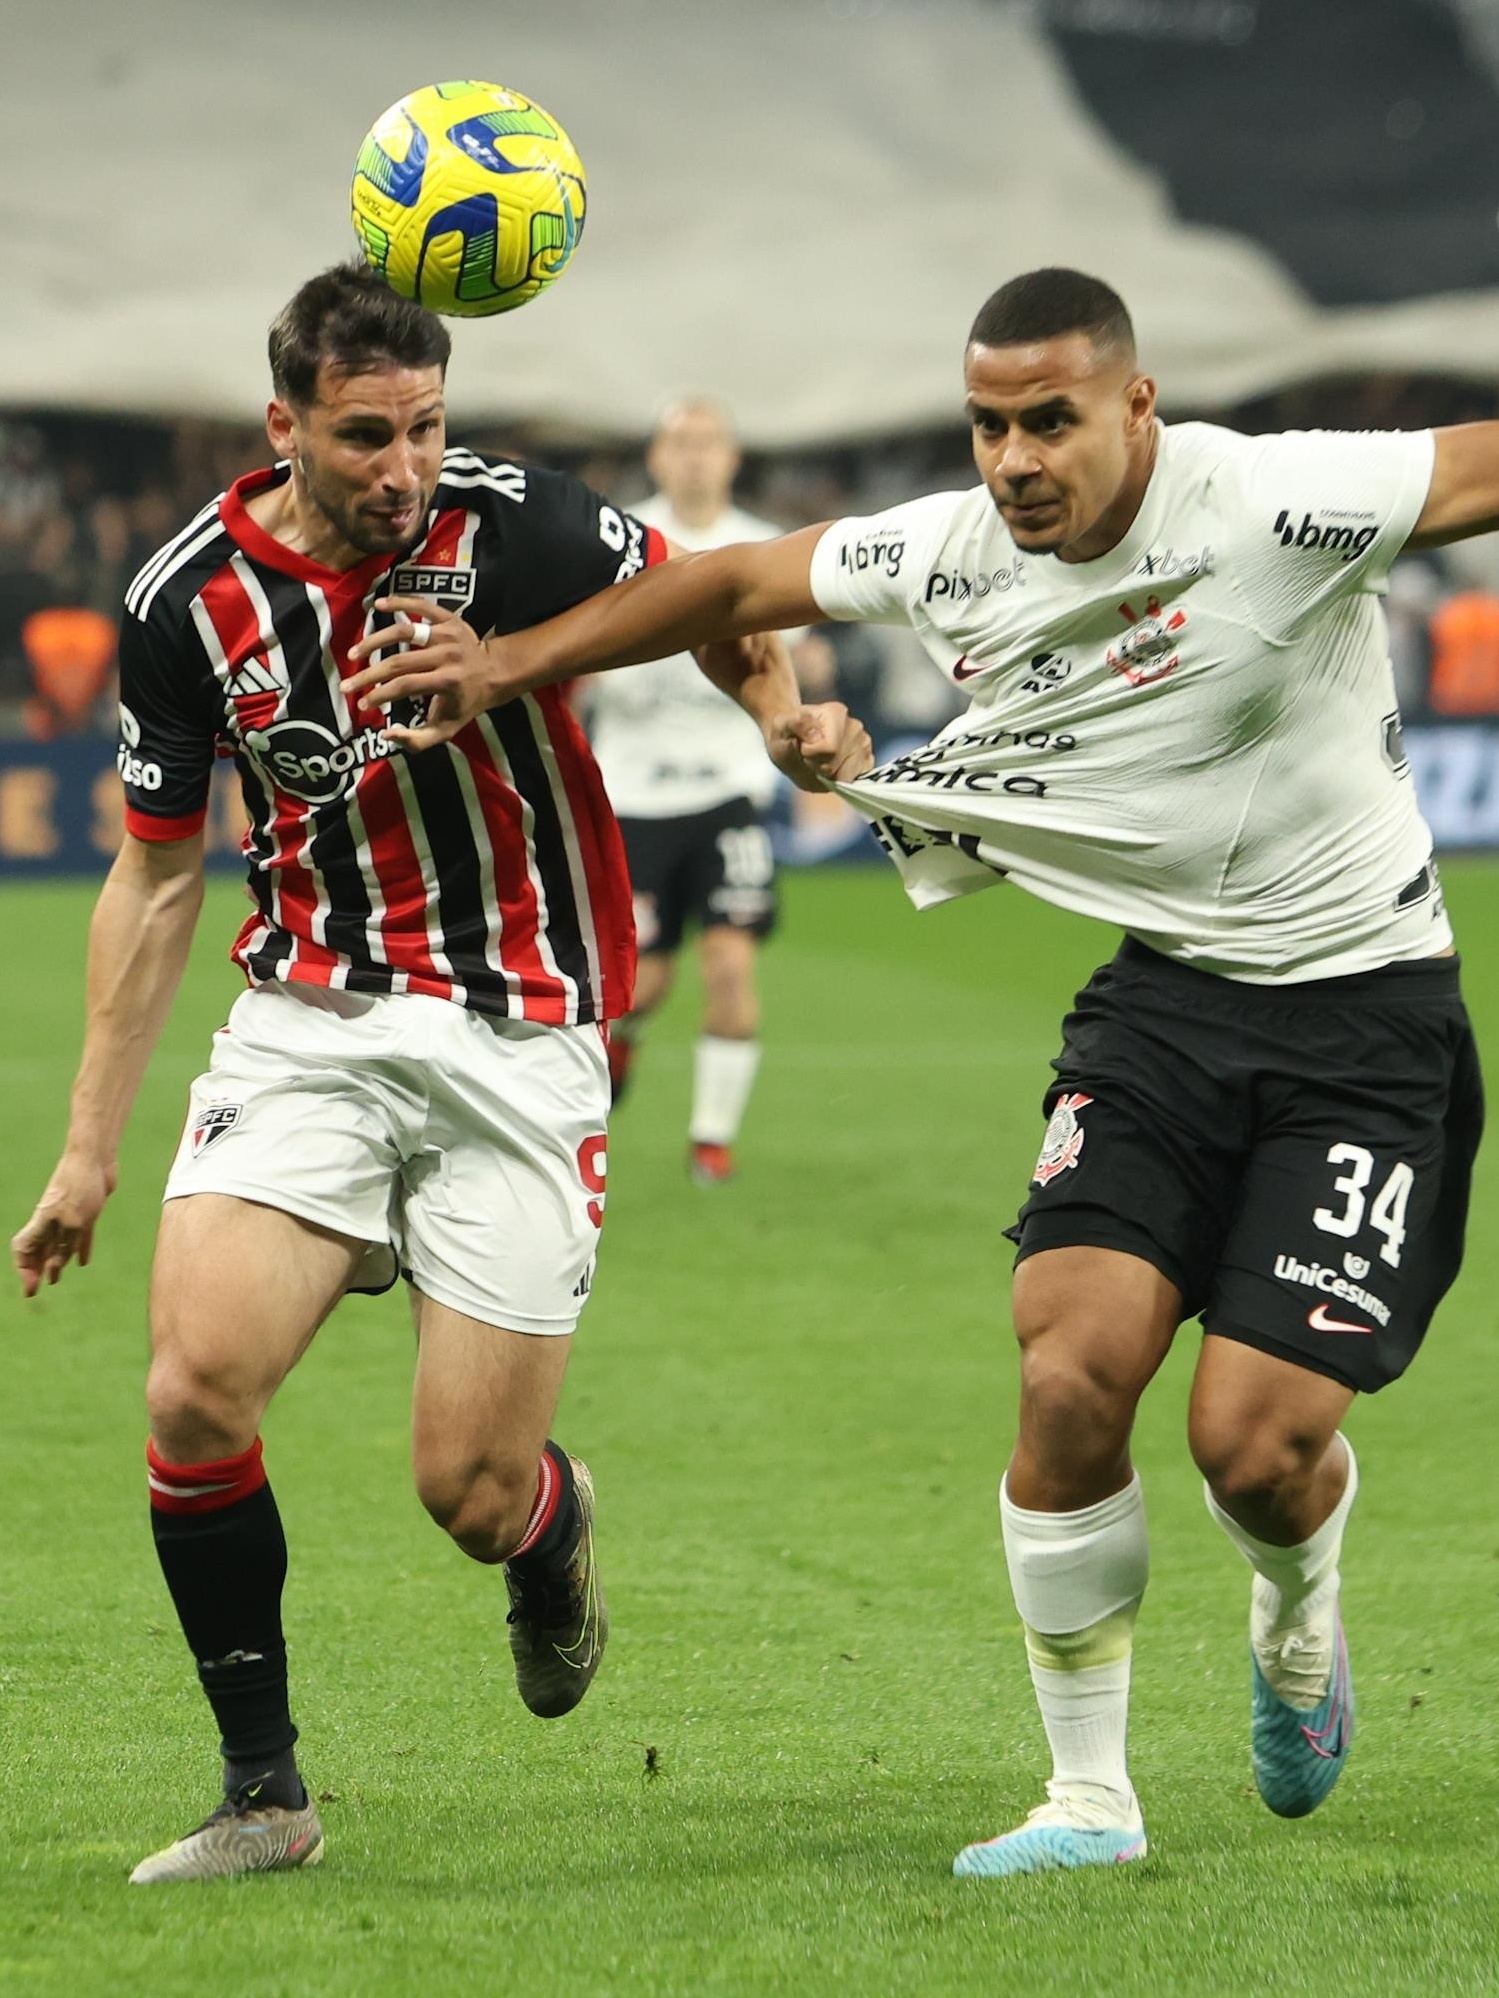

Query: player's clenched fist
left=11, top=1151, right=117, bottom=1298
left=765, top=703, right=875, bottom=791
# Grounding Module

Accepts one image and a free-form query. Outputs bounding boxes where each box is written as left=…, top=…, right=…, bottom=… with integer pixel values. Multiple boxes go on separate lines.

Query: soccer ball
left=351, top=81, right=586, bottom=318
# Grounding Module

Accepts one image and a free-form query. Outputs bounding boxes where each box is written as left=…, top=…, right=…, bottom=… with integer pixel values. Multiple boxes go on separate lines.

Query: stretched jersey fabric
left=585, top=497, right=791, bottom=817
left=809, top=421, right=1447, bottom=984
left=117, top=449, right=666, bottom=1025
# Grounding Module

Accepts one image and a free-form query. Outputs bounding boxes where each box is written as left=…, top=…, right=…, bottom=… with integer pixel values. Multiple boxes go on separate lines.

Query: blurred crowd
left=5, top=371, right=1499, bottom=745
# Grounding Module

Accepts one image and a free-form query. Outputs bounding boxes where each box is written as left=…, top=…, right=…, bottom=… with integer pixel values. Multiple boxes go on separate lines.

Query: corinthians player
left=586, top=397, right=801, bottom=1184
left=346, top=268, right=1488, bottom=1879
left=10, top=263, right=860, bottom=1885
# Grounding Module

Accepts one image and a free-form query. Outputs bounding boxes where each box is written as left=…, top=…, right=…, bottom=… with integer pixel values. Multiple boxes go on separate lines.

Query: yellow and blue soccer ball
left=351, top=81, right=586, bottom=317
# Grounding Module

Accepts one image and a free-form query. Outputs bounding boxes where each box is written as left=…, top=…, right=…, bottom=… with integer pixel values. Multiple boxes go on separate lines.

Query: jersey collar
left=220, top=464, right=407, bottom=594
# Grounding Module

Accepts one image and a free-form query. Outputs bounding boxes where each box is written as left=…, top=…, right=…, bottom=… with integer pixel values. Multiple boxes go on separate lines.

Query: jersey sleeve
left=808, top=494, right=959, bottom=626
left=1235, top=427, right=1435, bottom=624
left=116, top=609, right=219, bottom=841
left=485, top=467, right=667, bottom=635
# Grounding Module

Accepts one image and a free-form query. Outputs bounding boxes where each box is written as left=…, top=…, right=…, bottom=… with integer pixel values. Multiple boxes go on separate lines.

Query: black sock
left=507, top=1441, right=579, bottom=1571
left=148, top=1441, right=302, bottom=1801
left=223, top=1744, right=306, bottom=1811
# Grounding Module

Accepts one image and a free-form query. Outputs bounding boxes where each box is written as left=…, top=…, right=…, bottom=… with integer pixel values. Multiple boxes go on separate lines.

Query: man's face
left=267, top=361, right=447, bottom=557
left=647, top=405, right=740, bottom=512
left=964, top=333, right=1155, bottom=559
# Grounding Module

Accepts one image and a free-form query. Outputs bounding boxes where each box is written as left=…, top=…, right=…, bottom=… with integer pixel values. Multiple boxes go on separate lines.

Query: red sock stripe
left=510, top=1450, right=560, bottom=1558
left=146, top=1437, right=267, bottom=1515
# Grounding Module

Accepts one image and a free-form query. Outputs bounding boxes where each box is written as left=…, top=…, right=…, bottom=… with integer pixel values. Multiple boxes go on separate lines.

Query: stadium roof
left=8, top=0, right=1499, bottom=444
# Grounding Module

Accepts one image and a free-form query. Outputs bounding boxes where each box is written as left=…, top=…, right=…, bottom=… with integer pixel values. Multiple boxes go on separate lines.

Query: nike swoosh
left=952, top=656, right=984, bottom=681
left=1307, top=1304, right=1375, bottom=1335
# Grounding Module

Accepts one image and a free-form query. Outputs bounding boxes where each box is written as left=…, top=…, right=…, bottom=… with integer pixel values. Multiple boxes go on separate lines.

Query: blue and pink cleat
left=1251, top=1617, right=1354, bottom=1818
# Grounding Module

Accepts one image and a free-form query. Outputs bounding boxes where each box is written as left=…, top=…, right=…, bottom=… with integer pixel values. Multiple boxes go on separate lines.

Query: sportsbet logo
left=243, top=718, right=394, bottom=805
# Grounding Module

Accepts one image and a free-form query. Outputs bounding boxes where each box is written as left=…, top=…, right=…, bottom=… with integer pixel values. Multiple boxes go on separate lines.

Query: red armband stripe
left=643, top=526, right=669, bottom=569
left=125, top=804, right=208, bottom=842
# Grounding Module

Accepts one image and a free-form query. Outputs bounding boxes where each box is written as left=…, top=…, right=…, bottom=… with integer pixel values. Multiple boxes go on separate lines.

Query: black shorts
left=617, top=798, right=778, bottom=956
left=1008, top=939, right=1484, bottom=1393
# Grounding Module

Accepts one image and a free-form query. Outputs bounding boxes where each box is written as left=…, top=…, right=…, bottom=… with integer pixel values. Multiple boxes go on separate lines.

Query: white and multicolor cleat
left=953, top=1783, right=1147, bottom=1879
left=128, top=1792, right=324, bottom=1884
left=1251, top=1613, right=1354, bottom=1818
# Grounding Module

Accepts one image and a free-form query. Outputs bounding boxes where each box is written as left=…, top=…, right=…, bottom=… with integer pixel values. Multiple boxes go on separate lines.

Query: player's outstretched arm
left=345, top=526, right=830, bottom=749
left=1408, top=422, right=1499, bottom=547
left=693, top=629, right=875, bottom=791
left=11, top=832, right=205, bottom=1297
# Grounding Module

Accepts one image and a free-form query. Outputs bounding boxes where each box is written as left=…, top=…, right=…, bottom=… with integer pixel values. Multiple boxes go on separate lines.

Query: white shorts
left=163, top=982, right=610, bottom=1334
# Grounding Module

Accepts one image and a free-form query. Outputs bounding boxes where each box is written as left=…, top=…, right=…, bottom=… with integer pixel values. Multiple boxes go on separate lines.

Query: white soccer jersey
left=587, top=498, right=789, bottom=817
left=808, top=421, right=1448, bottom=984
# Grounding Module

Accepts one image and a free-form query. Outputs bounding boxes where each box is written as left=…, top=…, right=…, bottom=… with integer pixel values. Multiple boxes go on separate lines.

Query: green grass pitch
left=2, top=863, right=1497, bottom=1996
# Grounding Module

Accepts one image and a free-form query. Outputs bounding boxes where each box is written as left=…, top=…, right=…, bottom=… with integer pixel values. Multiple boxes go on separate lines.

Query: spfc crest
left=389, top=563, right=477, bottom=611
left=190, top=1102, right=242, bottom=1158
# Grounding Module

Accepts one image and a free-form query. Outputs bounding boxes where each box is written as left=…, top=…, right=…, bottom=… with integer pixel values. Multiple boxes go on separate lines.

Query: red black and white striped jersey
left=118, top=449, right=667, bottom=1024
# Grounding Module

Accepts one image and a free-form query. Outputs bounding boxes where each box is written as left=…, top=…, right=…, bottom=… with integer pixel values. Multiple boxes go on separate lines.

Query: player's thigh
left=1012, top=1244, right=1183, bottom=1412
left=148, top=1194, right=366, bottom=1448
left=409, top=1290, right=571, bottom=1505
left=1189, top=1333, right=1354, bottom=1500
left=698, top=920, right=759, bottom=995
left=1204, top=1004, right=1483, bottom=1396
left=401, top=1013, right=610, bottom=1340
left=632, top=949, right=676, bottom=1017
left=687, top=800, right=778, bottom=944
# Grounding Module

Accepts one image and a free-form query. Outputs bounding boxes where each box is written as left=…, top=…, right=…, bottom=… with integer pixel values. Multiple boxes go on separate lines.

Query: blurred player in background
left=10, top=265, right=859, bottom=1885
left=349, top=268, right=1491, bottom=1883
left=585, top=398, right=802, bottom=1184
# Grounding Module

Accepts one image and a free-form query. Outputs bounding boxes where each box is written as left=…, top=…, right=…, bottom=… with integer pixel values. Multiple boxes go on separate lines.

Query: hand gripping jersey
left=586, top=497, right=793, bottom=817
left=810, top=421, right=1449, bottom=983
left=118, top=449, right=666, bottom=1023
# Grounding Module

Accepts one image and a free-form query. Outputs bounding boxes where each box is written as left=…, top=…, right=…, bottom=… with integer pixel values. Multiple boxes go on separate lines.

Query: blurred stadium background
left=5, top=6, right=1499, bottom=1994
left=5, top=0, right=1499, bottom=868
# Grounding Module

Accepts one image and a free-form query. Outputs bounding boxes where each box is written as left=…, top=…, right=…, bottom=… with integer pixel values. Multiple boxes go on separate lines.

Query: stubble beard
left=299, top=456, right=426, bottom=559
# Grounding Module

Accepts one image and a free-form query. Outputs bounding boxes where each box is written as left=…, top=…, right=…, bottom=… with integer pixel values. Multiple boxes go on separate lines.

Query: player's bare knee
left=145, top=1352, right=257, bottom=1462
left=1018, top=1344, right=1135, bottom=1468
left=1190, top=1413, right=1320, bottom=1511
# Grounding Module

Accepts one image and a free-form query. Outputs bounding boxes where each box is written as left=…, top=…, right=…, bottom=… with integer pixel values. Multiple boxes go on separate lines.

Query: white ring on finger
left=407, top=617, right=432, bottom=649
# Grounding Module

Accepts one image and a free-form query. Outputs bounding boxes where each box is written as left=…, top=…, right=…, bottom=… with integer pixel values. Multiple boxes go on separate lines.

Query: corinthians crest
left=1032, top=1092, right=1094, bottom=1186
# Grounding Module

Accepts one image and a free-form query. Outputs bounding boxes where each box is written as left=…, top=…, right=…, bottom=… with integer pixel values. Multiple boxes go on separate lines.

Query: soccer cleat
left=953, top=1783, right=1147, bottom=1878
left=1251, top=1615, right=1354, bottom=1818
left=689, top=1141, right=736, bottom=1186
left=128, top=1788, right=324, bottom=1885
left=504, top=1456, right=608, bottom=1718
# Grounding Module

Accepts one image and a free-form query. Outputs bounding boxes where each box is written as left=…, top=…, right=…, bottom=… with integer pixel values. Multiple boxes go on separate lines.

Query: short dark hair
left=968, top=268, right=1135, bottom=363
left=268, top=263, right=452, bottom=406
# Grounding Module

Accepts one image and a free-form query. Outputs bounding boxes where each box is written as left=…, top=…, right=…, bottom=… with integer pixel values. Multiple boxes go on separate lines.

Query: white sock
left=689, top=1036, right=761, bottom=1145
left=1204, top=1435, right=1358, bottom=1709
left=1001, top=1474, right=1149, bottom=1813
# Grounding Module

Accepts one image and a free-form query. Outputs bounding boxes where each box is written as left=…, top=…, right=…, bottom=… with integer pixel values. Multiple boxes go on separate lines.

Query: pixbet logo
left=924, top=561, right=1025, bottom=604
left=243, top=718, right=394, bottom=805
left=1272, top=511, right=1378, bottom=563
